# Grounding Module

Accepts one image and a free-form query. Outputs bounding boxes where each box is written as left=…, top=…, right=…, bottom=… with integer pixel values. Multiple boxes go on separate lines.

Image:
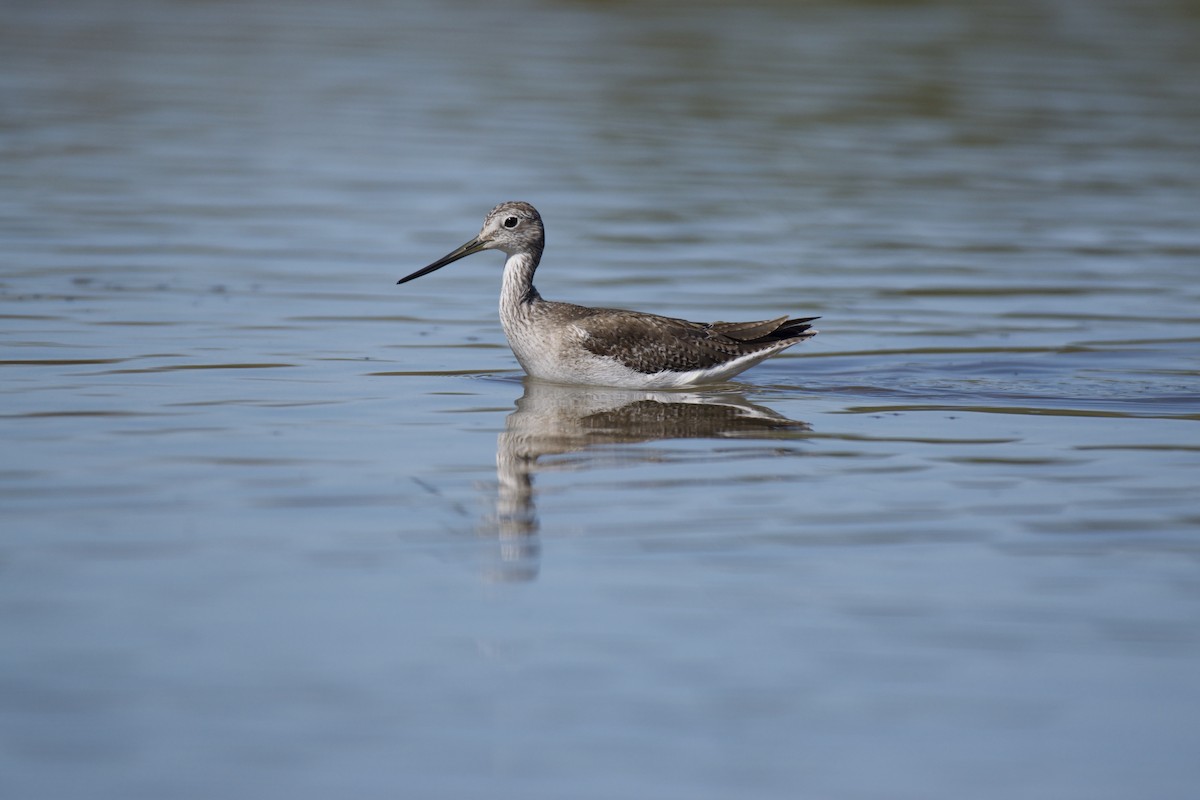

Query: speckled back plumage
left=571, top=308, right=817, bottom=375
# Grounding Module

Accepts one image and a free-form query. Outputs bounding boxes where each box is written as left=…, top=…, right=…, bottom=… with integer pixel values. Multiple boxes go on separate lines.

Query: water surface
left=3, top=1, right=1199, bottom=798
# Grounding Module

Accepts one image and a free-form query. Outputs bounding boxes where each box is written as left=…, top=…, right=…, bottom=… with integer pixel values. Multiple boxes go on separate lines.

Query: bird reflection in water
left=485, top=380, right=811, bottom=582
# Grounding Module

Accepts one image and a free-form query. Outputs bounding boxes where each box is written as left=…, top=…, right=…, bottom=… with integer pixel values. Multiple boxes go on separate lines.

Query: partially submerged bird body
left=398, top=201, right=817, bottom=389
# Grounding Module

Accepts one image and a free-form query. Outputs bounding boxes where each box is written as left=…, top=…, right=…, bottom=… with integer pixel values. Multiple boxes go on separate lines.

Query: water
left=3, top=0, right=1199, bottom=797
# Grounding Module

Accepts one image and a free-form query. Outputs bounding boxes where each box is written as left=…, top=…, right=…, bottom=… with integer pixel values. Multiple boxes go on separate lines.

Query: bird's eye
left=503, top=216, right=519, bottom=229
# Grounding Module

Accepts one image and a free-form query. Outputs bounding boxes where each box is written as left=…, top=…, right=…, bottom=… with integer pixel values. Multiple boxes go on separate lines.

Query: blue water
left=3, top=1, right=1199, bottom=798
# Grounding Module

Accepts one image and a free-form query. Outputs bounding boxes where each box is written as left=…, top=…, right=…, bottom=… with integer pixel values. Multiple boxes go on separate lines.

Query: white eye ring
left=503, top=216, right=520, bottom=229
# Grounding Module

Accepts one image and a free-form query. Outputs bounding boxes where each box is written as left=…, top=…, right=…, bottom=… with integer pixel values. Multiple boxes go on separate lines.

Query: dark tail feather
left=758, top=316, right=818, bottom=343
left=710, top=316, right=819, bottom=343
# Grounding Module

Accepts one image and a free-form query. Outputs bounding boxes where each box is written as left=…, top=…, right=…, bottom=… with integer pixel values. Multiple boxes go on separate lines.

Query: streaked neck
left=500, top=252, right=541, bottom=313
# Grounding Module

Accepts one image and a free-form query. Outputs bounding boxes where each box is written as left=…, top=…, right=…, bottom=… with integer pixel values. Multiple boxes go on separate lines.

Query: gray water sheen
left=2, top=1, right=1199, bottom=798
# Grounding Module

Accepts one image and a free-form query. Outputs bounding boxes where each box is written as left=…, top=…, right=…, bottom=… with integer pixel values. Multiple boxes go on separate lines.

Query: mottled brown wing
left=573, top=309, right=816, bottom=375
left=707, top=317, right=792, bottom=339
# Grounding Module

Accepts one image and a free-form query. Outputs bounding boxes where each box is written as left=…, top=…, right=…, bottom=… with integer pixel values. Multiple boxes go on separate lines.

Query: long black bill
left=397, top=237, right=488, bottom=285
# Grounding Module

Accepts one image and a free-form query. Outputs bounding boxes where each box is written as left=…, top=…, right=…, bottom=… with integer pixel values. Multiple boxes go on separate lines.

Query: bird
left=397, top=201, right=817, bottom=389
